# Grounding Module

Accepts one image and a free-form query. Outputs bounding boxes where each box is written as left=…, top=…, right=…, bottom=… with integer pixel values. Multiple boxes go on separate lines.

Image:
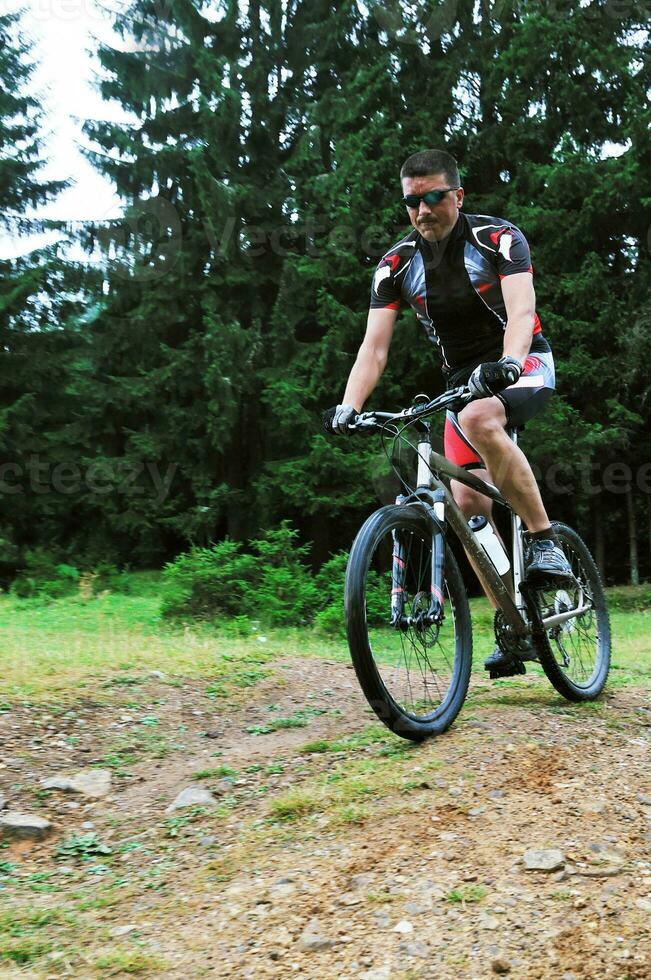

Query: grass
left=0, top=574, right=648, bottom=700
left=93, top=949, right=169, bottom=974
left=0, top=574, right=648, bottom=974
left=446, top=884, right=487, bottom=904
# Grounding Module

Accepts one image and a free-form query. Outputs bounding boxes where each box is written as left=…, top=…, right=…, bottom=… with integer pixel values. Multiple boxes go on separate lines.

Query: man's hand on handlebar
left=323, top=386, right=475, bottom=436
left=323, top=403, right=359, bottom=435
left=468, top=356, right=522, bottom=399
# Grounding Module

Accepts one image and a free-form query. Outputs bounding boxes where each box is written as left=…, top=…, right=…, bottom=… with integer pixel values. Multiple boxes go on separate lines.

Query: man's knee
left=459, top=400, right=506, bottom=445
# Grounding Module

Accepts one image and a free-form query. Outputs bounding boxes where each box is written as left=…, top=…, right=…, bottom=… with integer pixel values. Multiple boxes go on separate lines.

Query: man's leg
left=456, top=397, right=550, bottom=531
left=451, top=399, right=545, bottom=670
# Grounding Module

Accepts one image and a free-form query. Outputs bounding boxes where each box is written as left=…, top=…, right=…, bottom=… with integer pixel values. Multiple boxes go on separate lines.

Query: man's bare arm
left=342, top=307, right=399, bottom=411
left=501, top=272, right=536, bottom=365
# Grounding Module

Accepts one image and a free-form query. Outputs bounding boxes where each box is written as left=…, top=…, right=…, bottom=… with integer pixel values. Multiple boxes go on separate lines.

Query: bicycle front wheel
left=345, top=504, right=472, bottom=741
left=531, top=522, right=611, bottom=701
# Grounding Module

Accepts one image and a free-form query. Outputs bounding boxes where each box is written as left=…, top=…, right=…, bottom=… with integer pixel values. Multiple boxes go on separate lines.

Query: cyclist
left=324, top=148, right=572, bottom=672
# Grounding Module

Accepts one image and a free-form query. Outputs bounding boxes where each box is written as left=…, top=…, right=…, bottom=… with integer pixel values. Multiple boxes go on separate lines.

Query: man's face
left=401, top=172, right=464, bottom=242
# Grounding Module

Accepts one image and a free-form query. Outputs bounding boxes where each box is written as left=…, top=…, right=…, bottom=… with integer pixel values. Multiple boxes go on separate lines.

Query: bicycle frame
left=358, top=389, right=587, bottom=638
left=413, top=433, right=530, bottom=636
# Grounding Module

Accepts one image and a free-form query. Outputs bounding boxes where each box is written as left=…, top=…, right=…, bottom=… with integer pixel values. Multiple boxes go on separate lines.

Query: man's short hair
left=400, top=149, right=460, bottom=187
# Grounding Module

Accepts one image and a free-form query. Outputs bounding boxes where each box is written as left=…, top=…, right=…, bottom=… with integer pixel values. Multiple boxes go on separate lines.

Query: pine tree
left=0, top=9, right=72, bottom=575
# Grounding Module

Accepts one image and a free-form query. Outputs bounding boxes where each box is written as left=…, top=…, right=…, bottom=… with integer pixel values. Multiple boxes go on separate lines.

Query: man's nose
left=418, top=199, right=433, bottom=216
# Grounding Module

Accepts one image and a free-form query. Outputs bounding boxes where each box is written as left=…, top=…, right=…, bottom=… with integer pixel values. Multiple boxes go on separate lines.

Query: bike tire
left=345, top=504, right=472, bottom=741
left=529, top=521, right=611, bottom=702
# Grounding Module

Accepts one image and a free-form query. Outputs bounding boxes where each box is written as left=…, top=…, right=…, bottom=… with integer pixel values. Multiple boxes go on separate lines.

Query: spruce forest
left=1, top=0, right=649, bottom=587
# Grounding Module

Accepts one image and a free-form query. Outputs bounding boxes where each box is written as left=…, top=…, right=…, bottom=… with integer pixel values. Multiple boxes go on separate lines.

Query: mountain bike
left=343, top=386, right=611, bottom=742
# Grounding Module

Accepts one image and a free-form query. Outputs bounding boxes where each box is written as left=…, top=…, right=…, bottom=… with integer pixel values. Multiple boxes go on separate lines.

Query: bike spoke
left=367, top=523, right=459, bottom=720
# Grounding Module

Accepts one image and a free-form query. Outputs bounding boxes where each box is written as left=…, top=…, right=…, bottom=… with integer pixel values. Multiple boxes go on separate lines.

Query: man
left=324, top=148, right=571, bottom=672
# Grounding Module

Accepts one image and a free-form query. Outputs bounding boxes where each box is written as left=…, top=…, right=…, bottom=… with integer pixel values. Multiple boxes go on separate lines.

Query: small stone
left=81, top=821, right=95, bottom=830
left=41, top=769, right=111, bottom=798
left=372, top=911, right=391, bottom=928
left=405, top=902, right=429, bottom=915
left=449, top=787, right=462, bottom=797
left=492, top=958, right=511, bottom=974
left=296, top=918, right=334, bottom=951
left=578, top=799, right=606, bottom=814
left=150, top=670, right=166, bottom=679
left=635, top=898, right=651, bottom=914
left=267, top=926, right=292, bottom=947
left=578, top=866, right=623, bottom=878
left=0, top=812, right=52, bottom=841
left=338, top=892, right=361, bottom=907
left=199, top=836, right=217, bottom=847
left=166, top=786, right=216, bottom=812
left=637, top=793, right=651, bottom=806
left=110, top=924, right=137, bottom=938
left=480, top=913, right=500, bottom=930
left=351, top=873, right=373, bottom=889
left=523, top=849, right=565, bottom=872
left=488, top=790, right=505, bottom=800
left=270, top=883, right=297, bottom=899
left=392, top=919, right=413, bottom=934
left=359, top=967, right=391, bottom=980
left=399, top=940, right=429, bottom=957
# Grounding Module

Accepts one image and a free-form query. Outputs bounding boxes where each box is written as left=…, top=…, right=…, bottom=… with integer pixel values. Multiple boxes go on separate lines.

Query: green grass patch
left=193, top=765, right=237, bottom=779
left=56, top=834, right=113, bottom=862
left=93, top=948, right=169, bottom=974
left=446, top=884, right=487, bottom=904
left=268, top=789, right=323, bottom=821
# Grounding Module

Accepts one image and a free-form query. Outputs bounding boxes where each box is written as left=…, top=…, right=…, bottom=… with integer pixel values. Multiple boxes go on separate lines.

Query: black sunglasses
left=402, top=187, right=459, bottom=208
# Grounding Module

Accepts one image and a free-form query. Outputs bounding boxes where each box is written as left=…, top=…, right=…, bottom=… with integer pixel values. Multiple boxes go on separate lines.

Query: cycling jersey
left=370, top=211, right=551, bottom=374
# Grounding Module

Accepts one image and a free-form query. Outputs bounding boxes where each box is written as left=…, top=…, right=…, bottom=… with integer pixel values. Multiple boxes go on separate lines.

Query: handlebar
left=348, top=385, right=474, bottom=433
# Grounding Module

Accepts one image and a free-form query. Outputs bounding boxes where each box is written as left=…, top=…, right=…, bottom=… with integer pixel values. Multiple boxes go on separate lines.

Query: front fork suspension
left=391, top=489, right=446, bottom=629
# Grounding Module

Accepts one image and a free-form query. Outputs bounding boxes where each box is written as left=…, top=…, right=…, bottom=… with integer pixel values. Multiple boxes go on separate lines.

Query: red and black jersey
left=370, top=211, right=550, bottom=374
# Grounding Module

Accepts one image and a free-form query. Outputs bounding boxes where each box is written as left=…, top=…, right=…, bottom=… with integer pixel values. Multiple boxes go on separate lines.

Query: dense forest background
left=0, top=0, right=649, bottom=587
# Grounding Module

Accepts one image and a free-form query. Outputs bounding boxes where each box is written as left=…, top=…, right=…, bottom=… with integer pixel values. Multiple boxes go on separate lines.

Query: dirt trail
left=1, top=658, right=650, bottom=979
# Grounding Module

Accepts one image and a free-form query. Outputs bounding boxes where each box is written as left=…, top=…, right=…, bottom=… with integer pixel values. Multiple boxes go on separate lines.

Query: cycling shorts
left=443, top=351, right=555, bottom=471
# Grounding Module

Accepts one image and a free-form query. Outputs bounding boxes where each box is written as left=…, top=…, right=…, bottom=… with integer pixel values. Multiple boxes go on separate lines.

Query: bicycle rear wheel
left=345, top=504, right=472, bottom=741
left=529, top=522, right=610, bottom=701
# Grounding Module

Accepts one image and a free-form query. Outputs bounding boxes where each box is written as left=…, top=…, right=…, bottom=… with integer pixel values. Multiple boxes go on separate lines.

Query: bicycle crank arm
left=541, top=604, right=592, bottom=629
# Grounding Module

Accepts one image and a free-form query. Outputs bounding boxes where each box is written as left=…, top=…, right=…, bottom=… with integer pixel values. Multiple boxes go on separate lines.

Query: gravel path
left=0, top=659, right=649, bottom=978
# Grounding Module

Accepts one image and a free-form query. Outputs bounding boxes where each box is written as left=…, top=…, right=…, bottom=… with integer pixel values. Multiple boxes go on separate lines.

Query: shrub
left=606, top=584, right=651, bottom=612
left=313, top=602, right=345, bottom=636
left=312, top=552, right=348, bottom=636
left=90, top=562, right=131, bottom=595
left=161, top=521, right=318, bottom=627
left=9, top=551, right=79, bottom=600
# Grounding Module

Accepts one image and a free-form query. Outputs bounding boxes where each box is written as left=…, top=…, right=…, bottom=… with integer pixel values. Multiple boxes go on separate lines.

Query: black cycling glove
left=468, top=356, right=523, bottom=399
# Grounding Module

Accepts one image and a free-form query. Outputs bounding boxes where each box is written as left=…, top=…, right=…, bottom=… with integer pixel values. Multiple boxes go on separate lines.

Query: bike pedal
left=487, top=659, right=527, bottom=680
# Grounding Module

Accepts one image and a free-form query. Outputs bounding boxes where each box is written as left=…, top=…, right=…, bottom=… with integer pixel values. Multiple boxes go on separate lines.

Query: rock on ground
left=41, top=768, right=112, bottom=798
left=0, top=812, right=52, bottom=840
left=166, top=786, right=217, bottom=812
left=523, top=848, right=565, bottom=872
